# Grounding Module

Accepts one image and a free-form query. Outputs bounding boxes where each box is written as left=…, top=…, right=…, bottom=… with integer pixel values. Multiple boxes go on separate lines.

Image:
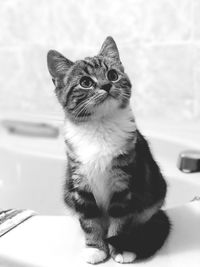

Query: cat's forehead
left=71, top=56, right=121, bottom=76
left=83, top=56, right=111, bottom=70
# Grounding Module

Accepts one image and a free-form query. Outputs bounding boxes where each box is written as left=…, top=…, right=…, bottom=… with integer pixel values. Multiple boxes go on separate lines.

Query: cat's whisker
left=121, top=92, right=131, bottom=100
left=76, top=93, right=104, bottom=116
left=74, top=95, right=97, bottom=119
left=78, top=95, right=105, bottom=119
left=73, top=96, right=94, bottom=115
left=73, top=97, right=92, bottom=114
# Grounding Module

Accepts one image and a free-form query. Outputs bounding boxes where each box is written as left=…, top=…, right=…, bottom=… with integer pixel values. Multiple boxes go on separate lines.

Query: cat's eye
left=80, top=76, right=94, bottom=88
left=107, top=69, right=118, bottom=82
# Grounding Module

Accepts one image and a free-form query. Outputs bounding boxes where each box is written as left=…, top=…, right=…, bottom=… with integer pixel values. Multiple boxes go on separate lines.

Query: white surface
left=0, top=202, right=200, bottom=267
left=0, top=121, right=66, bottom=215
left=1, top=121, right=200, bottom=215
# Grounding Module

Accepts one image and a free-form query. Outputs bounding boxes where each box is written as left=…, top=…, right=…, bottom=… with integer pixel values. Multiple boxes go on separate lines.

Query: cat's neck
left=64, top=105, right=136, bottom=135
left=64, top=105, right=137, bottom=172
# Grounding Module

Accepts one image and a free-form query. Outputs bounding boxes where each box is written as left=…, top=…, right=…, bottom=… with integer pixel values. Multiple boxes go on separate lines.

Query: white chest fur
left=64, top=107, right=136, bottom=207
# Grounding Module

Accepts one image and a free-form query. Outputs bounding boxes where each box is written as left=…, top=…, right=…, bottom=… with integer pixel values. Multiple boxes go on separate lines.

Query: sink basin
left=0, top=120, right=200, bottom=214
left=149, top=136, right=200, bottom=208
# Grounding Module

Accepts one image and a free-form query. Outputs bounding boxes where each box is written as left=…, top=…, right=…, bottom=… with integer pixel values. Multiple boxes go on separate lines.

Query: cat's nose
left=101, top=83, right=112, bottom=92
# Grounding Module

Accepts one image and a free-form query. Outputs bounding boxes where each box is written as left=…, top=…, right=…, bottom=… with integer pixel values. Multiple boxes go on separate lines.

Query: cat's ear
left=98, top=36, right=120, bottom=62
left=47, top=50, right=74, bottom=85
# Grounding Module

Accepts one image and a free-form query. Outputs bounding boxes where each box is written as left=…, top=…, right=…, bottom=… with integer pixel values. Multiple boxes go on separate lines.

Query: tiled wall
left=0, top=0, right=200, bottom=122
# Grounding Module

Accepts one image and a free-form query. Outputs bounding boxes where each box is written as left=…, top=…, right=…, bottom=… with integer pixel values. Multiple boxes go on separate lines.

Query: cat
left=47, top=36, right=171, bottom=264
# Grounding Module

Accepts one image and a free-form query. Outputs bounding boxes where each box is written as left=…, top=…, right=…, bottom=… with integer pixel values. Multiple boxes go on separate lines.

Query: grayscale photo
left=0, top=1, right=199, bottom=267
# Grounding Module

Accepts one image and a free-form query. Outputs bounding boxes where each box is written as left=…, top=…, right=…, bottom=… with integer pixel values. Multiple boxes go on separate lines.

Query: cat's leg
left=106, top=189, right=136, bottom=263
left=64, top=177, right=109, bottom=264
left=71, top=189, right=109, bottom=264
left=107, top=216, right=136, bottom=264
left=79, top=217, right=109, bottom=264
left=107, top=209, right=171, bottom=263
left=107, top=188, right=164, bottom=263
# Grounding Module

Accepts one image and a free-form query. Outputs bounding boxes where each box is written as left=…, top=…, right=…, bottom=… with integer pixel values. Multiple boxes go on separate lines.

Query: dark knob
left=177, top=150, right=200, bottom=173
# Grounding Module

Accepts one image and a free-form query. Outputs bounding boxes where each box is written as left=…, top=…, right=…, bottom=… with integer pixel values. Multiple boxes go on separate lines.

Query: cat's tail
left=106, top=210, right=171, bottom=261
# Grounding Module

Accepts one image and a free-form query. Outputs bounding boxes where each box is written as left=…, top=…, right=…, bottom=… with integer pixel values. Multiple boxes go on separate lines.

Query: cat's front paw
left=82, top=247, right=108, bottom=264
left=109, top=246, right=136, bottom=264
left=114, top=251, right=136, bottom=263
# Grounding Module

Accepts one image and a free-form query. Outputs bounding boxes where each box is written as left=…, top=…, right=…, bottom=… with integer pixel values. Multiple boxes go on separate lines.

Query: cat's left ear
left=47, top=50, right=74, bottom=86
left=98, top=36, right=120, bottom=62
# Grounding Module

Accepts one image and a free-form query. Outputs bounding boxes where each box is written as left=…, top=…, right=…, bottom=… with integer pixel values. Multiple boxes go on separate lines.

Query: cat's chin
left=93, top=97, right=121, bottom=118
left=99, top=93, right=118, bottom=106
left=99, top=93, right=113, bottom=103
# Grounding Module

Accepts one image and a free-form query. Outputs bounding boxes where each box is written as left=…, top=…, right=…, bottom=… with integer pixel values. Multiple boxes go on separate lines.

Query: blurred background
left=0, top=0, right=200, bottom=127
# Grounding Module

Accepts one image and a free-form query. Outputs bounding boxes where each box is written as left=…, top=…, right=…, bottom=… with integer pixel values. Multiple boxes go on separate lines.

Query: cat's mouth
left=94, top=90, right=119, bottom=108
left=95, top=94, right=109, bottom=105
left=99, top=93, right=114, bottom=104
left=104, top=90, right=120, bottom=102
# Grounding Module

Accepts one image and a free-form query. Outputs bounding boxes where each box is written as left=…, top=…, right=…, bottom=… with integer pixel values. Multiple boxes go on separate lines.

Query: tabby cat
left=47, top=37, right=170, bottom=264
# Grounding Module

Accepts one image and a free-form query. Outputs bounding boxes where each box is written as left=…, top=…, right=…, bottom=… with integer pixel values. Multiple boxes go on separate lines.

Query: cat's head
left=47, top=36, right=132, bottom=122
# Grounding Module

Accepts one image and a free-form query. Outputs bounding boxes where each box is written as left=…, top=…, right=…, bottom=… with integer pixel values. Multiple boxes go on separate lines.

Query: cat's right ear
left=47, top=50, right=74, bottom=86
left=98, top=36, right=120, bottom=62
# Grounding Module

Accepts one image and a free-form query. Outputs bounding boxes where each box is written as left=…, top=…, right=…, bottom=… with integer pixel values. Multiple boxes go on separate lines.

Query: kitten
left=47, top=36, right=171, bottom=264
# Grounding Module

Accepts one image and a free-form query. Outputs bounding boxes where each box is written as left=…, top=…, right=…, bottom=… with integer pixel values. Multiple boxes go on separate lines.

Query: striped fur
left=47, top=36, right=170, bottom=264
